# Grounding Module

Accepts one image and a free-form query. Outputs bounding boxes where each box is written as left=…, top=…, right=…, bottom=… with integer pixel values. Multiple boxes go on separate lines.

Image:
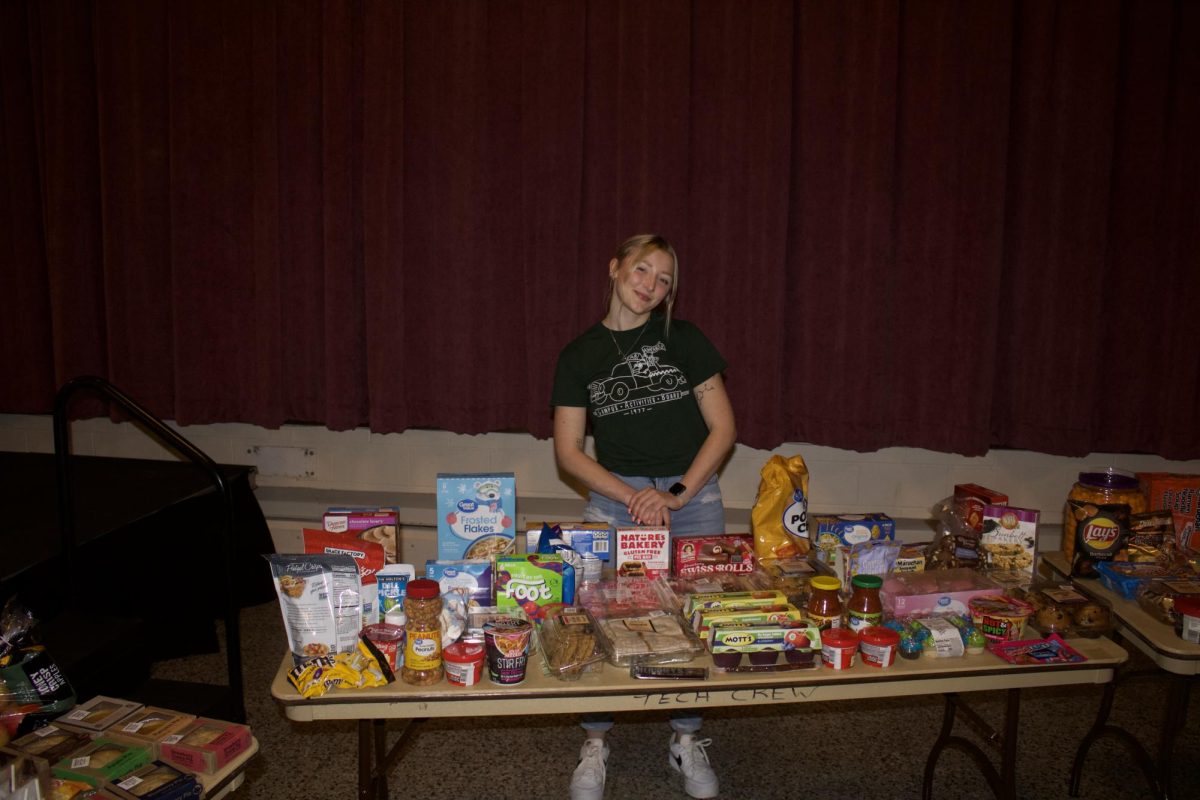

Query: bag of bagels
left=751, top=454, right=812, bottom=562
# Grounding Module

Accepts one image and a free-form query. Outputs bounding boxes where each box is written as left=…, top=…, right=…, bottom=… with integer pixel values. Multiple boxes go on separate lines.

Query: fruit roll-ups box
left=683, top=589, right=788, bottom=619
left=157, top=719, right=252, bottom=775
left=692, top=604, right=804, bottom=636
left=493, top=554, right=567, bottom=620
left=52, top=738, right=152, bottom=787
left=57, top=697, right=145, bottom=735
left=104, top=708, right=196, bottom=758
left=106, top=760, right=203, bottom=800
left=707, top=621, right=822, bottom=654
left=672, top=534, right=756, bottom=577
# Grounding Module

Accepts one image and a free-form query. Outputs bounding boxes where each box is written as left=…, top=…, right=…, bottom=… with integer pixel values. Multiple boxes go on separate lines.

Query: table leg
left=1068, top=672, right=1162, bottom=798
left=921, top=690, right=1018, bottom=800
left=1157, top=674, right=1192, bottom=800
left=357, top=718, right=420, bottom=799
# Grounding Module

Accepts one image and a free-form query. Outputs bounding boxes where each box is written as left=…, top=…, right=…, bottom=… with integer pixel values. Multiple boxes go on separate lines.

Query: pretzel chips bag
left=752, top=454, right=812, bottom=562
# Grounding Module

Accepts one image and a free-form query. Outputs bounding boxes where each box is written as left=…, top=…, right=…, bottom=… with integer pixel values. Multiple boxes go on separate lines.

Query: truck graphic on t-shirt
left=589, top=346, right=688, bottom=405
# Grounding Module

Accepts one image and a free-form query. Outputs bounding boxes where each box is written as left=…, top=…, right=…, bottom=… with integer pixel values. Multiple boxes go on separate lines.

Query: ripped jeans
left=583, top=473, right=726, bottom=538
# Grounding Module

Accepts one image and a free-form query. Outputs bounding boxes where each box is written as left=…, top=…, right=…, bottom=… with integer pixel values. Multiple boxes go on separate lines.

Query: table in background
left=1043, top=551, right=1200, bottom=799
left=272, top=637, right=1127, bottom=800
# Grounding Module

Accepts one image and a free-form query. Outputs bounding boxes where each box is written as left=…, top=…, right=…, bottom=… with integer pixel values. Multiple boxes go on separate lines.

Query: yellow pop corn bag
left=751, top=454, right=812, bottom=561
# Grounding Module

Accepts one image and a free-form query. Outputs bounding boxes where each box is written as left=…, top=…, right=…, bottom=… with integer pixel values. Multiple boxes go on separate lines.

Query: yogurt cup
left=820, top=628, right=859, bottom=670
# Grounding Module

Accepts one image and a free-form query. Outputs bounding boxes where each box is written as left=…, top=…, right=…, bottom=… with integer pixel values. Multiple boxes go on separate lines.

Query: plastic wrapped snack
left=1012, top=581, right=1115, bottom=639
left=539, top=607, right=605, bottom=680
left=1136, top=578, right=1200, bottom=626
left=595, top=610, right=703, bottom=666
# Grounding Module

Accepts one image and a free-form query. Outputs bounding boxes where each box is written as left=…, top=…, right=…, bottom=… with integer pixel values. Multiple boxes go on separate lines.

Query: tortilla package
left=751, top=454, right=812, bottom=561
left=268, top=554, right=363, bottom=666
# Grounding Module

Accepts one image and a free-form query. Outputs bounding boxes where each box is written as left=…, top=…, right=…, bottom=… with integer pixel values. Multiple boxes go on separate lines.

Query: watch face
left=669, top=482, right=686, bottom=496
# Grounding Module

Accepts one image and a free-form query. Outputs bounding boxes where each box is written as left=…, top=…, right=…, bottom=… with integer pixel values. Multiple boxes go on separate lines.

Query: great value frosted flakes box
left=614, top=527, right=670, bottom=578
left=437, top=473, right=516, bottom=561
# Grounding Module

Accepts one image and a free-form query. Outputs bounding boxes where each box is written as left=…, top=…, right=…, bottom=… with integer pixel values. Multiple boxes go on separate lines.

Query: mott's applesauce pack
left=494, top=554, right=567, bottom=620
left=437, top=473, right=516, bottom=560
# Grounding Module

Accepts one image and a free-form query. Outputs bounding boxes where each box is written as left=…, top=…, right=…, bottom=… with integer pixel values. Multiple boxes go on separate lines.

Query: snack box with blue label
left=437, top=473, right=516, bottom=560
left=107, top=761, right=203, bottom=800
left=424, top=559, right=493, bottom=607
left=811, top=513, right=895, bottom=565
left=525, top=522, right=612, bottom=561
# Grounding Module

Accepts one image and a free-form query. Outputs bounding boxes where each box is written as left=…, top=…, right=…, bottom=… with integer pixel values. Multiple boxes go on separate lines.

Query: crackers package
left=980, top=505, right=1039, bottom=579
left=614, top=527, right=670, bottom=578
left=751, top=454, right=812, bottom=561
left=437, top=473, right=517, bottom=560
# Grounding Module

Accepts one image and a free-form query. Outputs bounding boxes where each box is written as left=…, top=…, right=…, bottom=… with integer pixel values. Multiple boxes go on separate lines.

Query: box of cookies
left=157, top=719, right=252, bottom=774
left=980, top=505, right=1039, bottom=580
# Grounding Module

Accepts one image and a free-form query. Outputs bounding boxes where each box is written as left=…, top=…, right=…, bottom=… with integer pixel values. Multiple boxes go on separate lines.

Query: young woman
left=551, top=234, right=736, bottom=800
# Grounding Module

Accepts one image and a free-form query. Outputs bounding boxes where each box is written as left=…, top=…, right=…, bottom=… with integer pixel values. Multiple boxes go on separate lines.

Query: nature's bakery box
left=437, top=473, right=516, bottom=560
left=614, top=527, right=670, bottom=578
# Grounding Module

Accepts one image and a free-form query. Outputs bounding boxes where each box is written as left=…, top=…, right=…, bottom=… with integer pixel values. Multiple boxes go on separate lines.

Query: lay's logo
left=1081, top=518, right=1121, bottom=550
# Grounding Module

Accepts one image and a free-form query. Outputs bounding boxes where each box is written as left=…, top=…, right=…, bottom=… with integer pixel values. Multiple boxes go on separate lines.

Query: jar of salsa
left=846, top=574, right=883, bottom=633
left=806, top=576, right=843, bottom=631
left=401, top=578, right=443, bottom=686
left=1063, top=468, right=1146, bottom=578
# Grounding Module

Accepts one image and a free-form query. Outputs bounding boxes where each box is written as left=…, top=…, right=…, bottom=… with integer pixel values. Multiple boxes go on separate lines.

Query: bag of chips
left=751, top=454, right=812, bottom=562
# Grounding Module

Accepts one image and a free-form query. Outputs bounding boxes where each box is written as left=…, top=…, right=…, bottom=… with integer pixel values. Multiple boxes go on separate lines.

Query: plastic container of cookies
left=538, top=606, right=605, bottom=680
left=1016, top=581, right=1115, bottom=639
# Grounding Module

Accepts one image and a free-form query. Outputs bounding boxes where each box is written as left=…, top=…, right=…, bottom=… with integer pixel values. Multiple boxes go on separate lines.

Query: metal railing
left=52, top=376, right=245, bottom=723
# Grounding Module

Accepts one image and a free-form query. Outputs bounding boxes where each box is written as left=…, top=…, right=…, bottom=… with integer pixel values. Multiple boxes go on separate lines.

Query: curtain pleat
left=2, top=0, right=1197, bottom=458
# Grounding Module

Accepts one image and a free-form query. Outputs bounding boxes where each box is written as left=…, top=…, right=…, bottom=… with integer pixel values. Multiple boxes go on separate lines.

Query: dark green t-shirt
left=551, top=317, right=726, bottom=477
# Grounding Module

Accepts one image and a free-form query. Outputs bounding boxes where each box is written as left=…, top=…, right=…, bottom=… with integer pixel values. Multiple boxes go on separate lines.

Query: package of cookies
left=539, top=607, right=604, bottom=680
left=980, top=505, right=1039, bottom=581
left=1015, top=582, right=1114, bottom=638
left=156, top=719, right=252, bottom=775
left=595, top=611, right=702, bottom=666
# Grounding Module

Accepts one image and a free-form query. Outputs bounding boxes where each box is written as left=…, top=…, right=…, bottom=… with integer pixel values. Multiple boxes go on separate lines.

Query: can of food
left=443, top=640, right=486, bottom=686
left=820, top=628, right=859, bottom=670
left=858, top=626, right=900, bottom=668
left=1175, top=597, right=1200, bottom=644
left=483, top=618, right=533, bottom=685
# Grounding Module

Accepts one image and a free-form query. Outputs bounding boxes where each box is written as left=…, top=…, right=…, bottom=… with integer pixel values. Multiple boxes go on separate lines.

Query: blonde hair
left=606, top=233, right=679, bottom=333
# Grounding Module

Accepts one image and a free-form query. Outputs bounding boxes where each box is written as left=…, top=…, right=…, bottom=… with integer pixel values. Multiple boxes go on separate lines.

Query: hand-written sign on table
left=633, top=687, right=820, bottom=707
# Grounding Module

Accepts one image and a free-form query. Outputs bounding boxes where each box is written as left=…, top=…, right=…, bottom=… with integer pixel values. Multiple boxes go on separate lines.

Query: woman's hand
left=627, top=486, right=684, bottom=526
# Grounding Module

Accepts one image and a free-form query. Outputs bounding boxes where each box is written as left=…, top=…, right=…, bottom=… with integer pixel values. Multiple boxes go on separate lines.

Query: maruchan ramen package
left=437, top=473, right=517, bottom=560
left=751, top=454, right=811, bottom=561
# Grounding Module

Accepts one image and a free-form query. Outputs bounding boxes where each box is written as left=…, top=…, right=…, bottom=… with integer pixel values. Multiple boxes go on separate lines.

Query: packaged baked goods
left=1016, top=583, right=1114, bottom=638
left=1092, top=560, right=1187, bottom=600
left=594, top=611, right=702, bottom=666
left=1139, top=473, right=1200, bottom=552
left=671, top=533, right=755, bottom=577
left=539, top=606, right=604, bottom=680
left=1136, top=577, right=1200, bottom=626
left=158, top=718, right=253, bottom=775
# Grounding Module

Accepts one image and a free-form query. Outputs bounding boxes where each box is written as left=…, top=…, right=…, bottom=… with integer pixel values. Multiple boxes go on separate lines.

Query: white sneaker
left=570, top=738, right=609, bottom=800
left=669, top=734, right=719, bottom=799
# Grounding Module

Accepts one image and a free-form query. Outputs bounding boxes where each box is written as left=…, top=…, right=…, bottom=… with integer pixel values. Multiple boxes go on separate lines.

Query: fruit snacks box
left=107, top=761, right=202, bottom=800
left=494, top=554, right=566, bottom=620
left=323, top=506, right=399, bottom=563
left=424, top=559, right=493, bottom=607
left=437, top=473, right=516, bottom=561
left=672, top=534, right=755, bottom=577
left=614, top=527, right=670, bottom=578
left=52, top=738, right=152, bottom=787
left=157, top=718, right=252, bottom=775
left=524, top=522, right=612, bottom=560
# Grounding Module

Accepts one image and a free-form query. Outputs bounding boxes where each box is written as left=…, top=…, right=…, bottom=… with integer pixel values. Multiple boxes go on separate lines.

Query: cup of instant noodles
left=483, top=618, right=533, bottom=685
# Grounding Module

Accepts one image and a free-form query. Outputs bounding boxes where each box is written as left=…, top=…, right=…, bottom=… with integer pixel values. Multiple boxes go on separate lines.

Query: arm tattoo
left=693, top=383, right=711, bottom=405
left=575, top=436, right=585, bottom=450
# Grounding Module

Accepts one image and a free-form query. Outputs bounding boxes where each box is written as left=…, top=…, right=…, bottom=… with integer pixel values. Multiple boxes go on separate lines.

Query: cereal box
left=424, top=559, right=493, bottom=607
left=494, top=554, right=566, bottom=620
left=323, top=506, right=399, bottom=563
left=671, top=534, right=755, bottom=577
left=437, top=473, right=517, bottom=560
left=614, top=527, right=670, bottom=578
left=980, top=505, right=1039, bottom=579
left=525, top=522, right=612, bottom=560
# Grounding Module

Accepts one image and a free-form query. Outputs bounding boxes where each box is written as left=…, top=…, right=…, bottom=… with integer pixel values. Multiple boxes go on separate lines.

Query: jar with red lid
left=1064, top=468, right=1147, bottom=578
left=806, top=576, right=843, bottom=631
left=859, top=626, right=900, bottom=668
left=846, top=574, right=883, bottom=633
left=401, top=578, right=443, bottom=685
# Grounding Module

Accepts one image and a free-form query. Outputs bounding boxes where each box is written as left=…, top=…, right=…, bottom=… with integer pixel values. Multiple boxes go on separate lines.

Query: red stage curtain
left=1, top=1, right=1197, bottom=458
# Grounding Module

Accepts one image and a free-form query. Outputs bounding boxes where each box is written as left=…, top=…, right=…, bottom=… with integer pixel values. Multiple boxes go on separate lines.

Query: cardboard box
left=671, top=534, right=755, bottom=578
left=424, top=559, right=493, bottom=607
left=57, top=697, right=144, bottom=735
left=323, top=506, right=399, bottom=563
left=437, top=473, right=516, bottom=560
left=108, top=761, right=203, bottom=800
left=692, top=604, right=804, bottom=636
left=106, top=708, right=196, bottom=757
left=493, top=554, right=566, bottom=620
left=980, top=505, right=1039, bottom=579
left=953, top=485, right=1009, bottom=532
left=9, top=724, right=92, bottom=764
left=683, top=589, right=788, bottom=618
left=614, top=527, right=670, bottom=578
left=157, top=719, right=252, bottom=775
left=525, top=522, right=612, bottom=560
left=52, top=738, right=152, bottom=787
left=1139, top=473, right=1200, bottom=549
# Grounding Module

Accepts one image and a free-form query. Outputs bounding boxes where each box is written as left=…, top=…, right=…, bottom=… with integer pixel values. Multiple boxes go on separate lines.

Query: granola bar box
left=614, top=527, right=670, bottom=579
left=156, top=718, right=252, bottom=775
left=437, top=473, right=516, bottom=561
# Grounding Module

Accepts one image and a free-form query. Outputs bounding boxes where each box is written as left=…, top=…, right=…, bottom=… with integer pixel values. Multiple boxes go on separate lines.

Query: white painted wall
left=6, top=412, right=1198, bottom=554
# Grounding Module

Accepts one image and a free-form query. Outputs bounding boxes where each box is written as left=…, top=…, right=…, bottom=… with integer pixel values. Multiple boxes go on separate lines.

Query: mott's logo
left=720, top=633, right=756, bottom=647
left=1082, top=518, right=1121, bottom=550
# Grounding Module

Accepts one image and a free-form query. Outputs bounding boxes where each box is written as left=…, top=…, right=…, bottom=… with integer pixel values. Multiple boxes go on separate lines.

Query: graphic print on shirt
left=589, top=340, right=690, bottom=417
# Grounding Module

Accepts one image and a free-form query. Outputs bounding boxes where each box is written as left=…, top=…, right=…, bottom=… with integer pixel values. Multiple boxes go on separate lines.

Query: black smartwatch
left=668, top=482, right=687, bottom=497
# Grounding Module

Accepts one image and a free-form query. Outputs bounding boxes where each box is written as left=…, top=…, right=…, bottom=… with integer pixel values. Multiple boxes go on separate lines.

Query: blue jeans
left=583, top=473, right=725, bottom=537
left=582, top=711, right=701, bottom=734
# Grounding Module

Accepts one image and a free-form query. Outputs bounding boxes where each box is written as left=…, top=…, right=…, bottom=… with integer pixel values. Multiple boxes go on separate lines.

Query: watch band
left=668, top=481, right=687, bottom=497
